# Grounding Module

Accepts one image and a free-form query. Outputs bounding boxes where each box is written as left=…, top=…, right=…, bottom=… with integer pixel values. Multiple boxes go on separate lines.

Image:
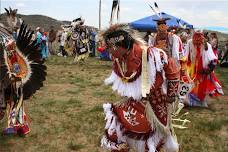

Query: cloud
left=2, top=0, right=228, bottom=28
left=2, top=0, right=44, bottom=1
left=15, top=3, right=26, bottom=7
left=121, top=7, right=131, bottom=13
left=171, top=8, right=228, bottom=27
left=143, top=0, right=228, bottom=1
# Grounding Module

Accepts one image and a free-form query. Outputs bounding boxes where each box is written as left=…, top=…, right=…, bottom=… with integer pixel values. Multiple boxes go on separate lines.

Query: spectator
left=36, top=27, right=42, bottom=50
left=90, top=28, right=97, bottom=57
left=48, top=26, right=57, bottom=55
left=57, top=27, right=68, bottom=57
left=221, top=41, right=228, bottom=61
left=97, top=41, right=111, bottom=60
left=41, top=32, right=49, bottom=60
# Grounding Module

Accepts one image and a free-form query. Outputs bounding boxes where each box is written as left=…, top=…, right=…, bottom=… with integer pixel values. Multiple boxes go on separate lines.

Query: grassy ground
left=0, top=56, right=227, bottom=152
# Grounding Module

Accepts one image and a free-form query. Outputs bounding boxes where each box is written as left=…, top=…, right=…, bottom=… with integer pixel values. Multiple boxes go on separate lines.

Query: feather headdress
left=71, top=17, right=85, bottom=28
left=100, top=24, right=146, bottom=49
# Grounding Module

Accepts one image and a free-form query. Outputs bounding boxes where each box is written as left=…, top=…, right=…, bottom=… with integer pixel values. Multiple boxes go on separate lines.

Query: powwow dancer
left=0, top=8, right=47, bottom=135
left=71, top=17, right=90, bottom=63
left=183, top=30, right=224, bottom=107
left=177, top=31, right=194, bottom=103
left=149, top=3, right=183, bottom=65
left=149, top=3, right=191, bottom=107
left=220, top=41, right=228, bottom=67
left=100, top=24, right=182, bottom=152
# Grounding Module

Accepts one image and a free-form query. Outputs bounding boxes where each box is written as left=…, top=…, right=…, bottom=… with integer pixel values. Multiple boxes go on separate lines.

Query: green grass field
left=0, top=56, right=227, bottom=152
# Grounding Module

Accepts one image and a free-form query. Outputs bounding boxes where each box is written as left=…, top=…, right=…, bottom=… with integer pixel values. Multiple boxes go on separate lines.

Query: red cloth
left=10, top=52, right=18, bottom=64
left=114, top=101, right=151, bottom=134
left=97, top=46, right=106, bottom=53
left=190, top=47, right=222, bottom=101
left=191, top=46, right=207, bottom=101
left=113, top=44, right=142, bottom=82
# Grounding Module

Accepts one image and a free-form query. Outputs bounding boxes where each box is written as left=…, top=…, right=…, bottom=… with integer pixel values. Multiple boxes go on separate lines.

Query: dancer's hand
left=167, top=96, right=176, bottom=103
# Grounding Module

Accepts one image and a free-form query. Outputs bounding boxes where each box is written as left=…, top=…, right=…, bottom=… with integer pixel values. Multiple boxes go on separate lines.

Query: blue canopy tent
left=129, top=12, right=193, bottom=32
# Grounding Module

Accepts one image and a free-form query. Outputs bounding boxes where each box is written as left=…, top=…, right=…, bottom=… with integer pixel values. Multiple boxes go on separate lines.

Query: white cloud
left=143, top=0, right=228, bottom=1
left=121, top=7, right=131, bottom=12
left=15, top=3, right=26, bottom=7
left=171, top=9, right=228, bottom=27
left=2, top=0, right=228, bottom=28
left=2, top=0, right=44, bottom=1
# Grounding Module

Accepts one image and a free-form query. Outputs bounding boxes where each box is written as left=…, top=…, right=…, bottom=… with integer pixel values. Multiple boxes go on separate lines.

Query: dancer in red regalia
left=184, top=30, right=224, bottom=107
left=100, top=24, right=181, bottom=152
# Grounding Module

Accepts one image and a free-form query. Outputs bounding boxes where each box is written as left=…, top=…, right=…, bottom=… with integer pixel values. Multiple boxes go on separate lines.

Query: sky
left=1, top=0, right=228, bottom=30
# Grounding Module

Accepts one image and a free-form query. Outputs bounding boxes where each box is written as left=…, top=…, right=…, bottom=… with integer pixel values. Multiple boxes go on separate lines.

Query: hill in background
left=0, top=13, right=66, bottom=31
left=204, top=26, right=228, bottom=34
left=0, top=13, right=98, bottom=32
left=204, top=30, right=228, bottom=50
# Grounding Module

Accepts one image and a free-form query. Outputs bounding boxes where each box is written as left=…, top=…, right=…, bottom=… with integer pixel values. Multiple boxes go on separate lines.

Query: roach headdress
left=100, top=24, right=146, bottom=50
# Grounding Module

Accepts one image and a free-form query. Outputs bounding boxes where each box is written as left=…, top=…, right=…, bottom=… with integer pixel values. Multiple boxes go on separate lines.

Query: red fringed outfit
left=185, top=41, right=224, bottom=107
left=101, top=42, right=180, bottom=152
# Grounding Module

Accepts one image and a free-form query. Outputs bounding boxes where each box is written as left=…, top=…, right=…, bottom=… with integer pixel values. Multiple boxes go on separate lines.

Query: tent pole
left=99, top=0, right=101, bottom=30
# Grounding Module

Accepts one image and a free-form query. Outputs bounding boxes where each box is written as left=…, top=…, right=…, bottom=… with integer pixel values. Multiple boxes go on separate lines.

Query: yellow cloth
left=73, top=52, right=89, bottom=63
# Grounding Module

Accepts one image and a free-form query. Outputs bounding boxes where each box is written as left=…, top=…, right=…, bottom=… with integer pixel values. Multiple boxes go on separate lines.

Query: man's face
left=157, top=24, right=168, bottom=32
left=107, top=45, right=128, bottom=59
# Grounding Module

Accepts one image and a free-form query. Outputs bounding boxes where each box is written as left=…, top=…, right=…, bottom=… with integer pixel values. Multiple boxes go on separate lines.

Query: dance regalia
left=151, top=25, right=190, bottom=106
left=185, top=39, right=224, bottom=107
left=174, top=34, right=194, bottom=103
left=71, top=18, right=90, bottom=63
left=74, top=26, right=90, bottom=61
left=0, top=23, right=47, bottom=135
left=64, top=32, right=74, bottom=56
left=100, top=25, right=180, bottom=152
left=153, top=32, right=183, bottom=64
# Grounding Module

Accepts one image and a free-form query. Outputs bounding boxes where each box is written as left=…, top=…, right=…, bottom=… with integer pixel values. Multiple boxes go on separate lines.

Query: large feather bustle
left=16, top=22, right=47, bottom=99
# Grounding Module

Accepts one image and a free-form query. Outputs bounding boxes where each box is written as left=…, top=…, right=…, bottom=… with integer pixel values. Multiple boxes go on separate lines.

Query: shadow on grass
left=68, top=141, right=85, bottom=151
